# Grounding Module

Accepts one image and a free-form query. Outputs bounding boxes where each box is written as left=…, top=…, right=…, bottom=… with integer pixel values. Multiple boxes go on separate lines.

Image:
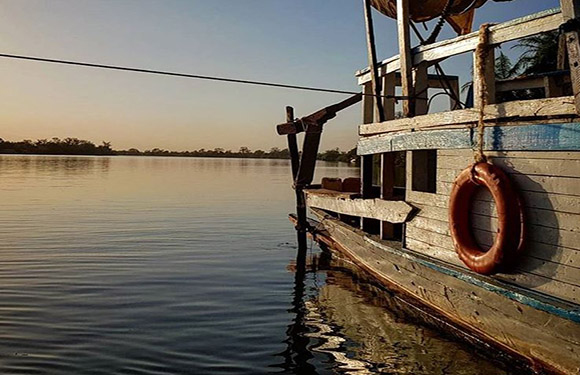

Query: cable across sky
left=0, top=53, right=403, bottom=99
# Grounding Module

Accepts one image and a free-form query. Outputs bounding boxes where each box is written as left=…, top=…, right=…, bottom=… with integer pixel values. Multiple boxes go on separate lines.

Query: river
left=0, top=155, right=511, bottom=374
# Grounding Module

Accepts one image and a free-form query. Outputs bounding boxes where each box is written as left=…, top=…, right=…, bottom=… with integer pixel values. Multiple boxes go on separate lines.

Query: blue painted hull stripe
left=365, top=237, right=580, bottom=323
left=357, top=122, right=580, bottom=155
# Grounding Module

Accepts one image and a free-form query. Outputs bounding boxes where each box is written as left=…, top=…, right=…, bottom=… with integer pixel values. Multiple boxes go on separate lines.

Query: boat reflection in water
left=276, top=250, right=513, bottom=375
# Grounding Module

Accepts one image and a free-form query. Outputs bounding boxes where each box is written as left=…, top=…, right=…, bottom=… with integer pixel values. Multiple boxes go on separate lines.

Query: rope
left=424, top=0, right=455, bottom=45
left=474, top=23, right=492, bottom=164
left=0, top=53, right=406, bottom=99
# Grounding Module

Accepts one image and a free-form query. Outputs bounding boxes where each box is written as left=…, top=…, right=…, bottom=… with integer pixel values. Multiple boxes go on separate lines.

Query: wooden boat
left=277, top=1, right=580, bottom=374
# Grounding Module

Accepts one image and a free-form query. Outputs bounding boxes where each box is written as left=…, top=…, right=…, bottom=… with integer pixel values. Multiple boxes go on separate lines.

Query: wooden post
left=363, top=0, right=385, bottom=122
left=286, top=106, right=300, bottom=180
left=285, top=106, right=307, bottom=252
left=380, top=153, right=396, bottom=239
left=544, top=76, right=564, bottom=98
left=382, top=72, right=396, bottom=120
left=397, top=0, right=414, bottom=117
left=414, top=62, right=429, bottom=116
left=449, top=77, right=461, bottom=110
left=380, top=72, right=396, bottom=239
left=561, top=0, right=580, bottom=113
left=361, top=81, right=374, bottom=231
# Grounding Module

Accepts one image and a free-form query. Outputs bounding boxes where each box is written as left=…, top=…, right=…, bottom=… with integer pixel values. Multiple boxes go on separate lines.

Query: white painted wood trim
left=305, top=192, right=413, bottom=223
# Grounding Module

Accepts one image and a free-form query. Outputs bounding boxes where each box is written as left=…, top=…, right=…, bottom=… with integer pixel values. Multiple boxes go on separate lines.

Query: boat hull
left=307, top=208, right=580, bottom=375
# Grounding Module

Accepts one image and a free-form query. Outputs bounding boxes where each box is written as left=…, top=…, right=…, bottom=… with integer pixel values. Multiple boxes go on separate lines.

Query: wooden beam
left=359, top=96, right=577, bottom=135
left=356, top=8, right=564, bottom=85
left=362, top=0, right=385, bottom=122
left=496, top=76, right=545, bottom=92
left=357, top=122, right=580, bottom=155
left=295, top=127, right=322, bottom=187
left=305, top=192, right=413, bottom=223
left=397, top=0, right=413, bottom=117
left=561, top=0, right=580, bottom=114
left=277, top=94, right=362, bottom=135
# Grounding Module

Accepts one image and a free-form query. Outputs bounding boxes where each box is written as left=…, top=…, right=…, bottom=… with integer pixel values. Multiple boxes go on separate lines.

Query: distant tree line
left=0, top=138, right=114, bottom=155
left=0, top=138, right=358, bottom=163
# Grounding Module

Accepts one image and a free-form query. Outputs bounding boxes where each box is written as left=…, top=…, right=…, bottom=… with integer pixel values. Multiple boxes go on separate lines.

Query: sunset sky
left=0, top=0, right=558, bottom=152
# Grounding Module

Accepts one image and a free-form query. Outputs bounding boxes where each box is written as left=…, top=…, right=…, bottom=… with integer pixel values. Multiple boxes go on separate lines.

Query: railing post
left=561, top=0, right=580, bottom=113
left=414, top=62, right=429, bottom=116
left=361, top=82, right=375, bottom=231
left=363, top=0, right=385, bottom=122
left=380, top=72, right=396, bottom=239
left=397, top=0, right=414, bottom=117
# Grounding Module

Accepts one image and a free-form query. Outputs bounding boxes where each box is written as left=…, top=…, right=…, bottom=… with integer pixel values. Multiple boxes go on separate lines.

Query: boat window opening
left=412, top=150, right=437, bottom=193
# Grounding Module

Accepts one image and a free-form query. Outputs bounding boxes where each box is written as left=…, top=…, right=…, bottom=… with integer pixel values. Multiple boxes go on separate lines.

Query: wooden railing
left=356, top=5, right=580, bottom=138
left=355, top=8, right=563, bottom=85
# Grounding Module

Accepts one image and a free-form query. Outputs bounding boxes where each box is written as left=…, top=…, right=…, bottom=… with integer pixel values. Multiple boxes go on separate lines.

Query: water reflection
left=0, top=155, right=111, bottom=176
left=278, top=251, right=514, bottom=375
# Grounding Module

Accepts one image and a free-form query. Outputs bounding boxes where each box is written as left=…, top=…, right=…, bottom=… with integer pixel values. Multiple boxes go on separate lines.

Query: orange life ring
left=448, top=162, right=525, bottom=275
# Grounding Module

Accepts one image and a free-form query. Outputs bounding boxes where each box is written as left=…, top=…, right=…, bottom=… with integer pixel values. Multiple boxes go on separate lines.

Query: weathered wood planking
left=359, top=96, right=576, bottom=136
left=417, top=201, right=580, bottom=238
left=403, top=149, right=580, bottom=303
left=409, top=187, right=580, bottom=216
left=412, top=200, right=580, bottom=265
left=304, top=190, right=413, bottom=223
left=405, top=225, right=579, bottom=304
left=356, top=8, right=563, bottom=85
left=310, top=210, right=580, bottom=375
left=407, top=215, right=580, bottom=282
left=404, top=232, right=580, bottom=309
left=312, top=209, right=580, bottom=325
left=437, top=169, right=580, bottom=197
left=439, top=149, right=580, bottom=160
left=410, top=210, right=580, bottom=253
left=438, top=155, right=580, bottom=178
left=358, top=122, right=580, bottom=155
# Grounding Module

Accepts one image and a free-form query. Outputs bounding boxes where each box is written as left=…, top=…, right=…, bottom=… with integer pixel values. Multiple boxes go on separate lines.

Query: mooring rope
left=474, top=23, right=492, bottom=163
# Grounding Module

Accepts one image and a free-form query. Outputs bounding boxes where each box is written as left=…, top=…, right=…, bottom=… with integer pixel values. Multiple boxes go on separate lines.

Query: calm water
left=0, top=155, right=511, bottom=374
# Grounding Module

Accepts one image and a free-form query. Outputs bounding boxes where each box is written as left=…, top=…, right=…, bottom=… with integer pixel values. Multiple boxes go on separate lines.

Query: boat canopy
left=370, top=0, right=510, bottom=35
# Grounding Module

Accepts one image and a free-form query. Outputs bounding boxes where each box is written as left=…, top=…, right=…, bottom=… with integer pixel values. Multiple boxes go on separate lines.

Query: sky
left=0, top=0, right=560, bottom=152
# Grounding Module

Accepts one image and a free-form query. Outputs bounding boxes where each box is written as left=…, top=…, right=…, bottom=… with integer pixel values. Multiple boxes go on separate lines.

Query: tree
left=318, top=148, right=341, bottom=162
left=495, top=52, right=514, bottom=80
left=512, top=31, right=559, bottom=75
